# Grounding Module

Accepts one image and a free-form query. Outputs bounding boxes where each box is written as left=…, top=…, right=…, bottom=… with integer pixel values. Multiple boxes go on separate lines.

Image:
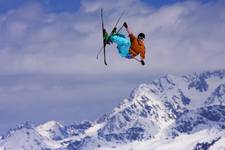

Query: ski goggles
left=138, top=36, right=145, bottom=40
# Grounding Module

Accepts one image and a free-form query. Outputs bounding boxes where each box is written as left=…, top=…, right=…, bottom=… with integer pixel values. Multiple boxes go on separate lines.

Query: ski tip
left=104, top=60, right=107, bottom=65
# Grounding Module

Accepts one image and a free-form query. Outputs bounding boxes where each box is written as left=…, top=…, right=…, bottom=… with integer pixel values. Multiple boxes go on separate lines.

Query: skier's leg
left=110, top=35, right=131, bottom=58
left=103, top=29, right=110, bottom=44
left=110, top=35, right=129, bottom=46
left=117, top=45, right=131, bottom=57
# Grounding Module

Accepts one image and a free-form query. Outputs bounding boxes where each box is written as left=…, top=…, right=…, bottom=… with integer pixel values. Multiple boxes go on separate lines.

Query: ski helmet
left=138, top=33, right=145, bottom=39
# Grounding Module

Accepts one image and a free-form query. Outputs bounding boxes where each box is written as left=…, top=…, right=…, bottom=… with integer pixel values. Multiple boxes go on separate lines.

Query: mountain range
left=1, top=70, right=225, bottom=150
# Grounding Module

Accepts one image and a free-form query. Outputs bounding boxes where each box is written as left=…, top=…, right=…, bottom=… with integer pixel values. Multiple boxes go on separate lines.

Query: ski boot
left=103, top=27, right=117, bottom=45
left=111, top=27, right=117, bottom=35
left=103, top=29, right=111, bottom=45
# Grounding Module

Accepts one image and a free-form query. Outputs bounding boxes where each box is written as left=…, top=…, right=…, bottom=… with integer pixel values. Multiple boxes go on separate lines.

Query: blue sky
left=1, top=0, right=212, bottom=13
left=0, top=0, right=225, bottom=134
left=0, top=0, right=171, bottom=13
left=0, top=0, right=81, bottom=13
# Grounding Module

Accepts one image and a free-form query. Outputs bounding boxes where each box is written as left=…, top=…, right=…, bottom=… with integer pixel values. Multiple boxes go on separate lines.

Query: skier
left=103, top=22, right=146, bottom=65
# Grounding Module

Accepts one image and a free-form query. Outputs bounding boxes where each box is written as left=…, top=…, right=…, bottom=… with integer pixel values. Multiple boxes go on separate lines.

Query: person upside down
left=103, top=22, right=146, bottom=65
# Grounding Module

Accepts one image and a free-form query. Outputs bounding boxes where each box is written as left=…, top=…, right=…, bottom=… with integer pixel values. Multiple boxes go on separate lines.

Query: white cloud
left=0, top=0, right=224, bottom=76
left=0, top=0, right=225, bottom=134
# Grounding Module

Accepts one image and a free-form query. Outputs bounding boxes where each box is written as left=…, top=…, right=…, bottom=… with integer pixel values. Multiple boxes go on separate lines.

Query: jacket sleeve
left=129, top=33, right=136, bottom=41
left=140, top=46, right=146, bottom=59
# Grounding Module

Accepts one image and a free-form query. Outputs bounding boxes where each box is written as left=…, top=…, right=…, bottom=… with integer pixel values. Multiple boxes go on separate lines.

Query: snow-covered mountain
left=0, top=122, right=62, bottom=150
left=36, top=121, right=68, bottom=141
left=1, top=70, right=225, bottom=150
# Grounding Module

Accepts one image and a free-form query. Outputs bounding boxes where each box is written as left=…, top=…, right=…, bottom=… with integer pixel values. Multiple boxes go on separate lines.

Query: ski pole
left=113, top=11, right=126, bottom=31
left=116, top=25, right=124, bottom=34
left=97, top=10, right=126, bottom=60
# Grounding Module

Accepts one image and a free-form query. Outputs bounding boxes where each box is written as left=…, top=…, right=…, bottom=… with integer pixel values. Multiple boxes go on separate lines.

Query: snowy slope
left=0, top=122, right=62, bottom=150
left=36, top=120, right=68, bottom=141
left=77, top=70, right=225, bottom=149
left=65, top=120, right=93, bottom=136
left=97, top=70, right=225, bottom=141
left=96, top=128, right=225, bottom=150
left=1, top=70, right=225, bottom=150
left=168, top=105, right=225, bottom=137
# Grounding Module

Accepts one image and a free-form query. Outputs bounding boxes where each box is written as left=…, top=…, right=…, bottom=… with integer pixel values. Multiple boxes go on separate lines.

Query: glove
left=123, top=22, right=128, bottom=28
left=140, top=60, right=145, bottom=66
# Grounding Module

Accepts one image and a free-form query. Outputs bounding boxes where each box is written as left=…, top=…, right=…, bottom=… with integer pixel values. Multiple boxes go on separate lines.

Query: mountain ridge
left=1, top=69, right=225, bottom=150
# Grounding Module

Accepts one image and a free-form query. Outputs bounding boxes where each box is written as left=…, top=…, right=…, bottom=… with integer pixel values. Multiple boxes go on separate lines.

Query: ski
left=101, top=8, right=107, bottom=65
left=111, top=10, right=125, bottom=34
left=97, top=9, right=126, bottom=63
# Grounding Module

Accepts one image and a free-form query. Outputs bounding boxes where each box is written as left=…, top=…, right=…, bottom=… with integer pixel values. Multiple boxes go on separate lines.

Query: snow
left=186, top=76, right=225, bottom=109
left=0, top=127, right=62, bottom=150
left=36, top=120, right=66, bottom=140
left=59, top=123, right=104, bottom=147
left=1, top=70, right=225, bottom=150
left=97, top=128, right=225, bottom=150
left=209, top=136, right=225, bottom=150
left=85, top=123, right=105, bottom=136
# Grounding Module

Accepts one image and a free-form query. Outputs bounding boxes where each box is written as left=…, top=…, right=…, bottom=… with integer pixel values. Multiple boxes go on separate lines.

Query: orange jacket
left=129, top=33, right=146, bottom=59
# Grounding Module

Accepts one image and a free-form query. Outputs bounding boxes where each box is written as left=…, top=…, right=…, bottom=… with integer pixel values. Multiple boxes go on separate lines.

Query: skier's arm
left=123, top=22, right=135, bottom=41
left=123, top=22, right=132, bottom=35
left=125, top=26, right=132, bottom=35
left=140, top=50, right=145, bottom=60
left=140, top=46, right=146, bottom=65
left=140, top=46, right=146, bottom=60
left=140, top=54, right=145, bottom=66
